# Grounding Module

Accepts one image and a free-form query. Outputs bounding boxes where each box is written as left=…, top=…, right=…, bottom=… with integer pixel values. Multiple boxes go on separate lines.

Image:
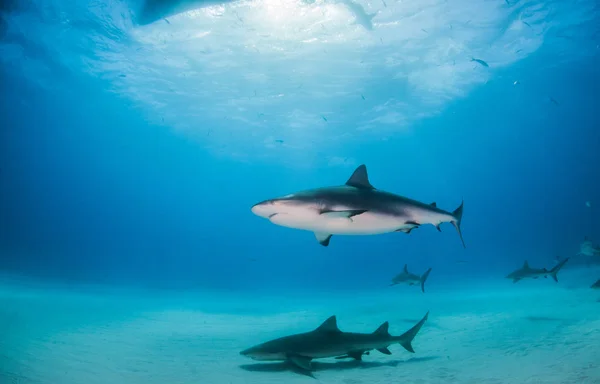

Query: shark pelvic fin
left=373, top=321, right=390, bottom=336
left=377, top=347, right=392, bottom=355
left=288, top=355, right=312, bottom=371
left=435, top=224, right=442, bottom=232
left=345, top=164, right=375, bottom=189
left=314, top=232, right=332, bottom=247
left=315, top=315, right=340, bottom=332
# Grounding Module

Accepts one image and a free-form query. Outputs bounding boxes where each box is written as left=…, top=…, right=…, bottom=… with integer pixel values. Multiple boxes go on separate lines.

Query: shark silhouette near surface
left=251, top=165, right=465, bottom=248
left=390, top=265, right=432, bottom=293
left=505, top=258, right=569, bottom=283
left=240, top=312, right=429, bottom=371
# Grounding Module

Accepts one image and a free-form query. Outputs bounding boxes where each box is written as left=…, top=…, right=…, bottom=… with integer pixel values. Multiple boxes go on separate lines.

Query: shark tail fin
left=451, top=200, right=465, bottom=248
left=550, top=257, right=569, bottom=282
left=397, top=311, right=429, bottom=353
left=420, top=268, right=432, bottom=293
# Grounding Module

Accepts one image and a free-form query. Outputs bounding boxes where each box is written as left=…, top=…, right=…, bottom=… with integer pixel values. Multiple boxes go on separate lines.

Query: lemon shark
left=251, top=164, right=465, bottom=247
left=240, top=311, right=429, bottom=371
left=390, top=265, right=433, bottom=293
left=505, top=258, right=569, bottom=283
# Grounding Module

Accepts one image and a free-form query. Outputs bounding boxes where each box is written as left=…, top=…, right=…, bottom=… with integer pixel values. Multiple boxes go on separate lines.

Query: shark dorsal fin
left=345, top=165, right=374, bottom=190
left=373, top=321, right=390, bottom=335
left=430, top=202, right=437, bottom=208
left=316, top=316, right=340, bottom=332
left=523, top=261, right=529, bottom=269
left=403, top=264, right=409, bottom=273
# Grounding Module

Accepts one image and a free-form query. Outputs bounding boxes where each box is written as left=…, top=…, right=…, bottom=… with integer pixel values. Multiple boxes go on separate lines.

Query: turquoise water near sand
left=1, top=0, right=600, bottom=382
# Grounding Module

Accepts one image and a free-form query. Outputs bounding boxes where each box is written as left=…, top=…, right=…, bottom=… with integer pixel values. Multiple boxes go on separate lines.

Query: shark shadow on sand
left=239, top=355, right=440, bottom=377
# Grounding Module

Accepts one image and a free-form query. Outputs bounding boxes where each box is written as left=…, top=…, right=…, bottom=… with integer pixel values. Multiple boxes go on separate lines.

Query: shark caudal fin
left=550, top=257, right=569, bottom=282
left=420, top=268, right=432, bottom=293
left=396, top=311, right=429, bottom=353
left=451, top=201, right=465, bottom=248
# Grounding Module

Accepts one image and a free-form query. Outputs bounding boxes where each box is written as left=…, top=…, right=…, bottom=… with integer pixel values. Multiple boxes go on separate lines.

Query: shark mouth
left=268, top=213, right=278, bottom=219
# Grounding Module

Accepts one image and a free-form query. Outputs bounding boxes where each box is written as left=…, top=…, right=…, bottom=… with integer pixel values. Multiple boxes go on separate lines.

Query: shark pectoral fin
left=396, top=227, right=414, bottom=234
left=377, top=347, right=392, bottom=355
left=320, top=209, right=367, bottom=221
left=347, top=351, right=365, bottom=361
left=288, top=355, right=313, bottom=371
left=314, top=232, right=332, bottom=247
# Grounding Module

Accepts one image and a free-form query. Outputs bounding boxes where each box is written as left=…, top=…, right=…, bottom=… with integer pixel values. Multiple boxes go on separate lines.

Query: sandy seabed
left=1, top=271, right=599, bottom=384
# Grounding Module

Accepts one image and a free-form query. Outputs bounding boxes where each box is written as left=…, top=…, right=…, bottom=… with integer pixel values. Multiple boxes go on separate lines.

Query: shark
left=390, top=265, right=432, bottom=293
left=505, top=258, right=569, bottom=283
left=240, top=311, right=429, bottom=371
left=136, top=0, right=232, bottom=25
left=251, top=164, right=465, bottom=247
left=592, top=279, right=600, bottom=289
left=577, top=237, right=600, bottom=258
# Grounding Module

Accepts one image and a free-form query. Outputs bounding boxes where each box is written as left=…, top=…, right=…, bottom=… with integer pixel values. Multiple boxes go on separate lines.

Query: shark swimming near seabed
left=240, top=311, right=429, bottom=371
left=505, top=258, right=570, bottom=283
left=251, top=165, right=465, bottom=247
left=390, top=265, right=432, bottom=293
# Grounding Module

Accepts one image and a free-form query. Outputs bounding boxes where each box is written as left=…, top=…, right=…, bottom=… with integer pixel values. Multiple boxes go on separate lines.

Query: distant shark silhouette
left=240, top=312, right=429, bottom=371
left=390, top=265, right=432, bottom=293
left=136, top=0, right=230, bottom=25
left=505, top=258, right=569, bottom=283
left=592, top=279, right=600, bottom=289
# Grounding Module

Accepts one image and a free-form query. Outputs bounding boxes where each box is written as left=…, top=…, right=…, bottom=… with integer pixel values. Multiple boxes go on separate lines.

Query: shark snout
left=251, top=200, right=276, bottom=218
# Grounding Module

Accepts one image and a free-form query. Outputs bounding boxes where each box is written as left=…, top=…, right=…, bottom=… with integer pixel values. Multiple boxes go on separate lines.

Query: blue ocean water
left=1, top=0, right=600, bottom=383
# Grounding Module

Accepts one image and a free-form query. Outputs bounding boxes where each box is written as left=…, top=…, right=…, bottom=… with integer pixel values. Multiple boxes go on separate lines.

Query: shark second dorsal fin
left=373, top=321, right=390, bottom=335
left=345, top=164, right=375, bottom=190
left=316, top=316, right=340, bottom=332
left=523, top=261, right=529, bottom=269
left=403, top=264, right=409, bottom=273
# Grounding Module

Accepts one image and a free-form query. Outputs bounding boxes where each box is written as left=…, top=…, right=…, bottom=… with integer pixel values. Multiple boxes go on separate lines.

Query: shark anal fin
left=288, top=355, right=312, bottom=371
left=345, top=164, right=375, bottom=189
left=314, top=232, right=332, bottom=247
left=320, top=209, right=367, bottom=221
left=377, top=347, right=392, bottom=355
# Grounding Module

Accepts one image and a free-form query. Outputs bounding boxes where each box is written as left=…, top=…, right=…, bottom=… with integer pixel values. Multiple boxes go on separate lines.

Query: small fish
left=274, top=139, right=284, bottom=144
left=164, top=18, right=170, bottom=24
left=361, top=94, right=365, bottom=100
left=513, top=80, right=520, bottom=85
left=586, top=201, right=591, bottom=208
left=523, top=21, right=531, bottom=28
left=119, top=74, right=127, bottom=78
left=549, top=97, right=559, bottom=106
left=471, top=58, right=489, bottom=67
left=321, top=115, right=328, bottom=122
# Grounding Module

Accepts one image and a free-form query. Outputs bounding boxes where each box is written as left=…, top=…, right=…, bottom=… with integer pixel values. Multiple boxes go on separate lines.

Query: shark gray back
left=240, top=311, right=429, bottom=371
left=251, top=164, right=465, bottom=248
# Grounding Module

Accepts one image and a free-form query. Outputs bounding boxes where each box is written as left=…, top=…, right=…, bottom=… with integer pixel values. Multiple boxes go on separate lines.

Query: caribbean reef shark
left=240, top=311, right=429, bottom=371
left=251, top=164, right=465, bottom=247
left=391, top=265, right=432, bottom=293
left=136, top=0, right=230, bottom=25
left=505, top=258, right=569, bottom=283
